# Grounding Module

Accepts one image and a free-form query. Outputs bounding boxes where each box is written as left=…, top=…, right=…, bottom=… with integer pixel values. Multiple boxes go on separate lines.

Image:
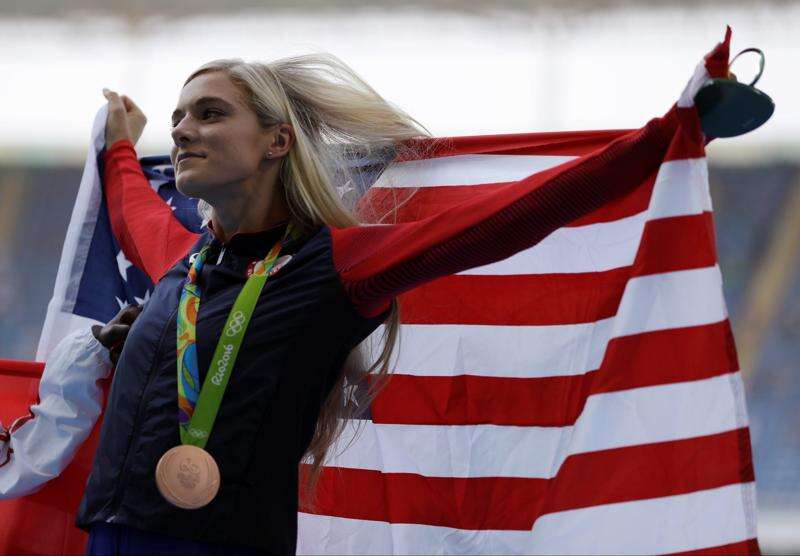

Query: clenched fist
left=102, top=88, right=148, bottom=148
left=91, top=304, right=143, bottom=367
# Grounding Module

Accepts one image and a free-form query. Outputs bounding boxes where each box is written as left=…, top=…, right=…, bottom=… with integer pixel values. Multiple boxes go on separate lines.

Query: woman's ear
left=269, top=123, right=294, bottom=157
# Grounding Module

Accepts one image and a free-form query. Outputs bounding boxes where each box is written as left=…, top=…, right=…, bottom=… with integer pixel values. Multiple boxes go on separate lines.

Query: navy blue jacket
left=77, top=223, right=386, bottom=554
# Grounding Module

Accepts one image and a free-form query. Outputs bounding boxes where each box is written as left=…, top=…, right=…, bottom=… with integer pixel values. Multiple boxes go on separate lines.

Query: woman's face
left=169, top=71, right=275, bottom=200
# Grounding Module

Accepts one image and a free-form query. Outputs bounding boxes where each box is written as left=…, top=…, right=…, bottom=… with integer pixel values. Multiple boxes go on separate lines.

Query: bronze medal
left=155, top=444, right=221, bottom=509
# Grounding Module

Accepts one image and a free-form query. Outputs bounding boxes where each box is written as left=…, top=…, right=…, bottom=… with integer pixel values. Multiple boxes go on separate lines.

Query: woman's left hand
left=91, top=304, right=144, bottom=366
left=102, top=88, right=148, bottom=147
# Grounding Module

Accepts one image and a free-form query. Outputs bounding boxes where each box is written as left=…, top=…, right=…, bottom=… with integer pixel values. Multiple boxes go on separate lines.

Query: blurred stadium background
left=0, top=0, right=797, bottom=553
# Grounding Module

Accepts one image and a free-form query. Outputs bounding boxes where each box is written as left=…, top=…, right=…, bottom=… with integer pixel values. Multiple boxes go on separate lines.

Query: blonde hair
left=184, top=53, right=431, bottom=500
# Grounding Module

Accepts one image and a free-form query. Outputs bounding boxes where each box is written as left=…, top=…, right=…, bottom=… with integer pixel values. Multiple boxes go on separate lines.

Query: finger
left=121, top=96, right=148, bottom=131
left=98, top=323, right=131, bottom=348
left=121, top=94, right=142, bottom=114
left=103, top=89, right=125, bottom=111
left=116, top=304, right=143, bottom=326
left=103, top=88, right=119, bottom=101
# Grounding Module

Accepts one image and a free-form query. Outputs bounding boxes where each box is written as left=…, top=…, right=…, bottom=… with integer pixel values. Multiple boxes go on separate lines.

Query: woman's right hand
left=91, top=304, right=144, bottom=366
left=102, top=88, right=147, bottom=148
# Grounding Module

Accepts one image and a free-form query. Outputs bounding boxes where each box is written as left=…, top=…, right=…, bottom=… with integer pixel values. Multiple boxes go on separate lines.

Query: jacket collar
left=206, top=217, right=292, bottom=258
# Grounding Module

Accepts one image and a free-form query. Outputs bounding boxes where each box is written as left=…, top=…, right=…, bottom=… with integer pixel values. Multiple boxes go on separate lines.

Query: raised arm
left=101, top=89, right=200, bottom=283
left=331, top=110, right=682, bottom=317
left=332, top=30, right=731, bottom=318
left=103, top=139, right=200, bottom=283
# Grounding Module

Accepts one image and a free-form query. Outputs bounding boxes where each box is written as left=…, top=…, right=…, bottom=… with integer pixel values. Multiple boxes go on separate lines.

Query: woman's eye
left=169, top=109, right=222, bottom=128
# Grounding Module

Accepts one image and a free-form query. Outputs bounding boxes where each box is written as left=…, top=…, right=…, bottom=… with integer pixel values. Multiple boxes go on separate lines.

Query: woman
left=77, top=52, right=698, bottom=555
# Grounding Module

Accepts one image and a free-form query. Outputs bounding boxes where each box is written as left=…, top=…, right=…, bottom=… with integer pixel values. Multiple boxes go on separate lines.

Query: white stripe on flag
left=373, top=155, right=706, bottom=202
left=381, top=266, right=726, bottom=378
left=297, top=483, right=756, bottom=555
left=528, top=482, right=757, bottom=555
left=460, top=211, right=647, bottom=275
left=298, top=512, right=532, bottom=555
left=612, top=264, right=727, bottom=338
left=374, top=154, right=578, bottom=188
left=327, top=372, right=744, bottom=478
left=449, top=158, right=707, bottom=276
left=647, top=158, right=712, bottom=218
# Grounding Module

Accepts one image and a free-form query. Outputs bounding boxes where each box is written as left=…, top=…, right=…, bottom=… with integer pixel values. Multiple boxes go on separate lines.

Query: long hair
left=184, top=53, right=431, bottom=498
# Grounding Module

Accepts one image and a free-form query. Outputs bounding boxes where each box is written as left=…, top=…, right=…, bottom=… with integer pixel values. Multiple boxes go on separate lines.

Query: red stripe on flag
left=359, top=175, right=655, bottom=228
left=397, top=119, right=705, bottom=164
left=303, top=428, right=754, bottom=530
left=398, top=268, right=628, bottom=326
left=0, top=374, right=40, bottom=426
left=372, top=320, right=738, bottom=426
left=0, top=359, right=44, bottom=379
left=632, top=212, right=717, bottom=276
left=396, top=129, right=631, bottom=162
left=398, top=212, right=716, bottom=326
left=666, top=108, right=705, bottom=161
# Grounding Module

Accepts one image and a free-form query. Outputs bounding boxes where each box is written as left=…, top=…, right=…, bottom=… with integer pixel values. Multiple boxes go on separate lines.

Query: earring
left=266, top=151, right=273, bottom=159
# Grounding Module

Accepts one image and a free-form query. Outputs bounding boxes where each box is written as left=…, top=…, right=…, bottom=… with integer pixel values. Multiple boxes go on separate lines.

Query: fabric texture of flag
left=0, top=26, right=758, bottom=555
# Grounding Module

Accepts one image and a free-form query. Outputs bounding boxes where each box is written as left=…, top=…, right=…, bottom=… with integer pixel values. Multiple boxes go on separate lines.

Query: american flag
left=295, top=29, right=758, bottom=555
left=1, top=27, right=758, bottom=555
left=298, top=123, right=759, bottom=554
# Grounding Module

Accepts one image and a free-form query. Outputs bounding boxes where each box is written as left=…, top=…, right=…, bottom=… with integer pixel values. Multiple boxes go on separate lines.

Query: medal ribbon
left=176, top=224, right=294, bottom=448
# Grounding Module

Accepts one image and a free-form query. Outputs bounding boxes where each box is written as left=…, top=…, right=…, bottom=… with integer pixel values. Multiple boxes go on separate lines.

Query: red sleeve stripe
left=103, top=140, right=200, bottom=283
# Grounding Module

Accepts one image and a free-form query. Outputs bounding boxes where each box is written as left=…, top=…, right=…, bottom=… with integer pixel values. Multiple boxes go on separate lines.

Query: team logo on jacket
left=269, top=255, right=293, bottom=277
left=246, top=255, right=293, bottom=278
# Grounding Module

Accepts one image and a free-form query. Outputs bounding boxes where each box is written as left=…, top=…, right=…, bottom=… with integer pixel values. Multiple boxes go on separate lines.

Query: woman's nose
left=170, top=117, right=197, bottom=146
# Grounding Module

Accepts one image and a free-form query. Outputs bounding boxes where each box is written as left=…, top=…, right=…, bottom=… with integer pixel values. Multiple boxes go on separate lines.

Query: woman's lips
left=177, top=155, right=203, bottom=166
